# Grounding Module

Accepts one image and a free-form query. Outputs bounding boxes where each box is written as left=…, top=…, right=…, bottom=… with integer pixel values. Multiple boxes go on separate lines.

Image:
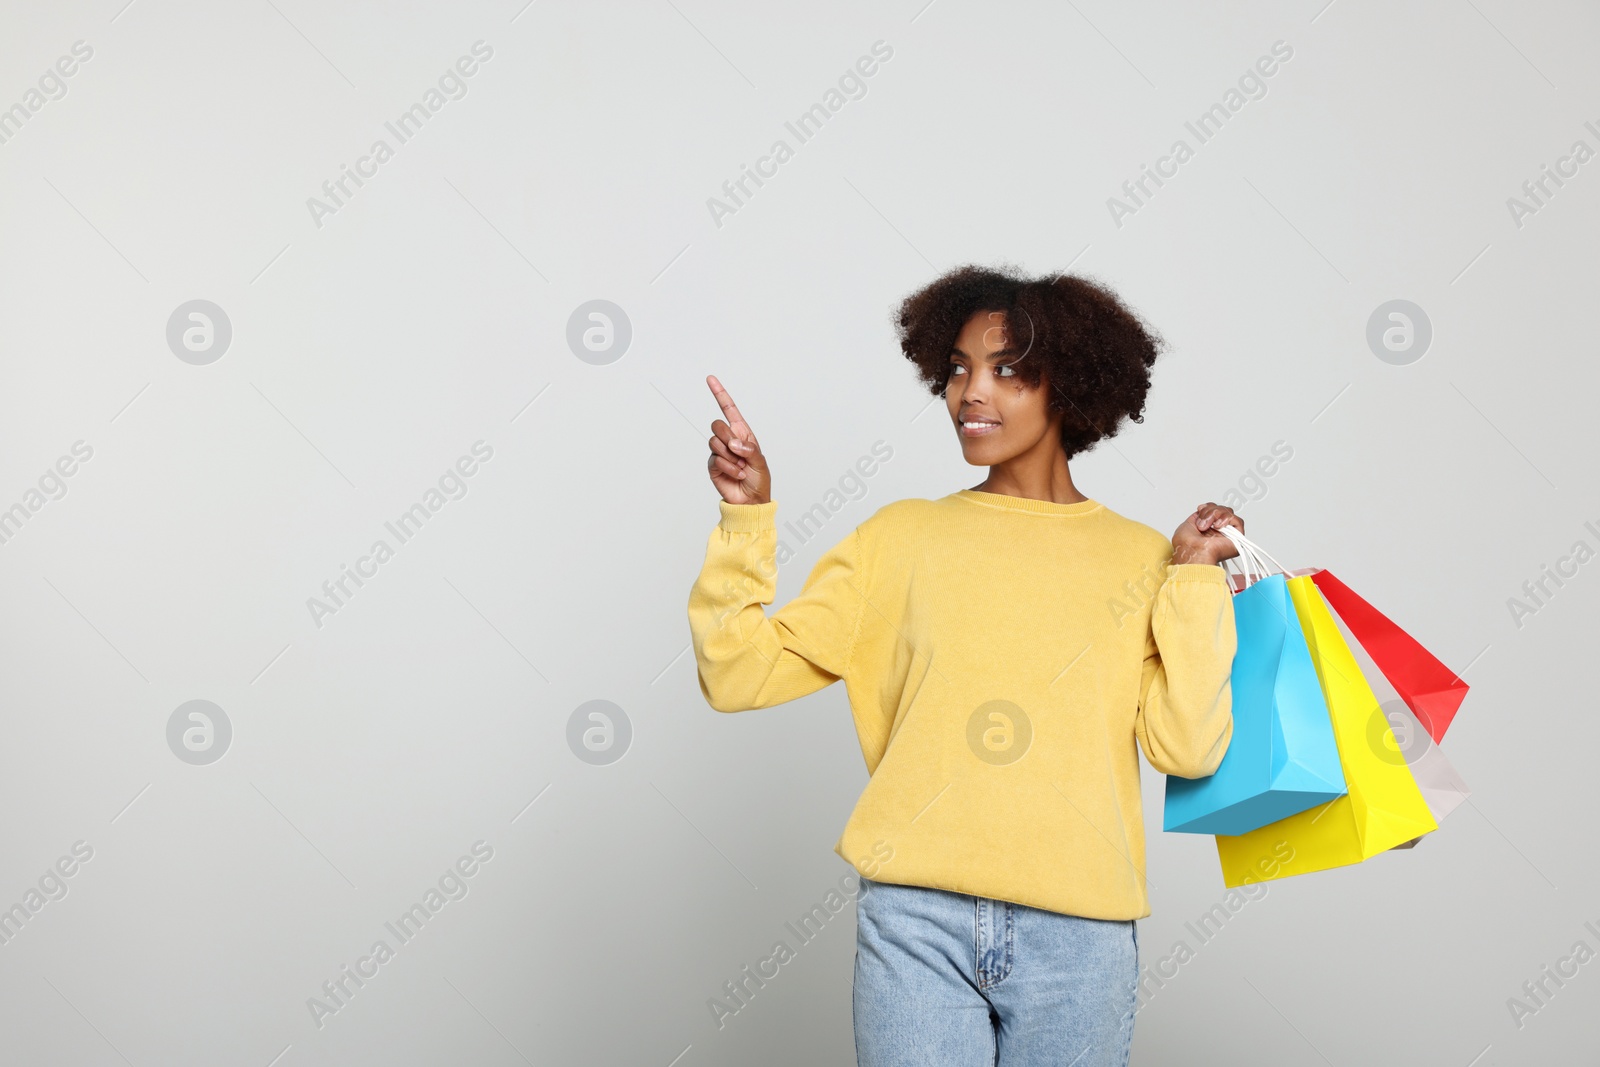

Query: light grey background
left=1, top=1, right=1594, bottom=1064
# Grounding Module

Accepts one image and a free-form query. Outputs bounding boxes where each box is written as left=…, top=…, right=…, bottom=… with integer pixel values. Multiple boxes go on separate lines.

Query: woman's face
left=946, top=309, right=1055, bottom=464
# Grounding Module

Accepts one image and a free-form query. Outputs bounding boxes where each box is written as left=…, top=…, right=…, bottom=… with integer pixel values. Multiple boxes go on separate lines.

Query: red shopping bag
left=1308, top=570, right=1469, bottom=743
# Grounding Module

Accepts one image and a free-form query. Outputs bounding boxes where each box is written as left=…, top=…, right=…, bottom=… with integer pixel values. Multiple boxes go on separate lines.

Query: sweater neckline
left=953, top=489, right=1103, bottom=516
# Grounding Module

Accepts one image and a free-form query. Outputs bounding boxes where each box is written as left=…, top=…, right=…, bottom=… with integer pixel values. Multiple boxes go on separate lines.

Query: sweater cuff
left=718, top=499, right=778, bottom=532
left=1164, top=562, right=1229, bottom=585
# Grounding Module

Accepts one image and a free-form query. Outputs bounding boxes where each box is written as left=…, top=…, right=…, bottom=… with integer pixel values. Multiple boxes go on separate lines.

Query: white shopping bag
left=1320, top=591, right=1471, bottom=846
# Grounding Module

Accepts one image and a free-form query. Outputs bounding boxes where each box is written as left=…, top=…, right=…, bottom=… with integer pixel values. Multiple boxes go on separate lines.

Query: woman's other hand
left=1171, top=502, right=1243, bottom=566
left=705, top=375, right=771, bottom=505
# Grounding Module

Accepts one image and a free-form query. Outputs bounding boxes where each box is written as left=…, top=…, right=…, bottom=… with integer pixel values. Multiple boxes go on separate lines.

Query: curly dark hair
left=893, top=264, right=1167, bottom=459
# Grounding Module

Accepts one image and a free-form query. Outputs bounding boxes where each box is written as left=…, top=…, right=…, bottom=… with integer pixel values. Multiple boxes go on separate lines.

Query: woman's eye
left=949, top=363, right=965, bottom=376
left=996, top=364, right=1015, bottom=378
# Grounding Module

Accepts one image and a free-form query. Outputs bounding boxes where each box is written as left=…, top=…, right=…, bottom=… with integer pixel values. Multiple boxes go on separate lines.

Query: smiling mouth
left=959, top=418, right=1001, bottom=437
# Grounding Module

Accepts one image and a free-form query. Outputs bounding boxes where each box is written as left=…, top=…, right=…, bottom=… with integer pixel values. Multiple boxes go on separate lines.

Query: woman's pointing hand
left=706, top=375, right=771, bottom=505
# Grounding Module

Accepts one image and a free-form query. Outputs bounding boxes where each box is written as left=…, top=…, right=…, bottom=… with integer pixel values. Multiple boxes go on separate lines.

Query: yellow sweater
left=686, top=489, right=1236, bottom=920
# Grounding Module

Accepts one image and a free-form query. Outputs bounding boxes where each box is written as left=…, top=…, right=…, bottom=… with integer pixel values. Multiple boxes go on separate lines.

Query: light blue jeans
left=853, top=876, right=1138, bottom=1066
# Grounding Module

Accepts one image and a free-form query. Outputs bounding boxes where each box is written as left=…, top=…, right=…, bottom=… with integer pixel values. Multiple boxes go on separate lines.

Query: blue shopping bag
left=1163, top=528, right=1347, bottom=835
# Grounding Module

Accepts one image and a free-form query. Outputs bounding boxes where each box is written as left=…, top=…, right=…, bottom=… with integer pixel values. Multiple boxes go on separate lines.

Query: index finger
left=706, top=375, right=752, bottom=439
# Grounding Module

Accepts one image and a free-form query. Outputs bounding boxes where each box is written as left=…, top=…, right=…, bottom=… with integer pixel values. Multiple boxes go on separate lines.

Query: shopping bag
left=1163, top=529, right=1346, bottom=835
left=1320, top=599, right=1472, bottom=845
left=1309, top=569, right=1469, bottom=743
left=1376, top=698, right=1470, bottom=825
left=1214, top=571, right=1438, bottom=887
left=1382, top=704, right=1471, bottom=850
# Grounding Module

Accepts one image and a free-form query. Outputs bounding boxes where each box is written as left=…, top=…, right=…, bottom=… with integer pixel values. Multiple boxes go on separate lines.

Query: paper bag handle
left=1214, top=524, right=1292, bottom=589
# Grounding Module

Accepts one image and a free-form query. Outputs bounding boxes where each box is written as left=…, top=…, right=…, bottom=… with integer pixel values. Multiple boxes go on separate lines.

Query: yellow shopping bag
left=1215, top=575, right=1437, bottom=887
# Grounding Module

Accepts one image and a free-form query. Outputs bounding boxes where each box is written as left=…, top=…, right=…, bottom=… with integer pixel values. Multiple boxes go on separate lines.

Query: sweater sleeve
left=1135, top=562, right=1237, bottom=778
left=687, top=500, right=868, bottom=713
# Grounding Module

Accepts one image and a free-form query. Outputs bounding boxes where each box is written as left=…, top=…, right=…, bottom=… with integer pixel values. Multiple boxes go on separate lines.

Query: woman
left=687, top=265, right=1244, bottom=1066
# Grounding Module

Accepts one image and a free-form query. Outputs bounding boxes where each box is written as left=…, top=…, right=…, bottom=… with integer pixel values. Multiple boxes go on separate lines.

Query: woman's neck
left=970, top=456, right=1087, bottom=505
